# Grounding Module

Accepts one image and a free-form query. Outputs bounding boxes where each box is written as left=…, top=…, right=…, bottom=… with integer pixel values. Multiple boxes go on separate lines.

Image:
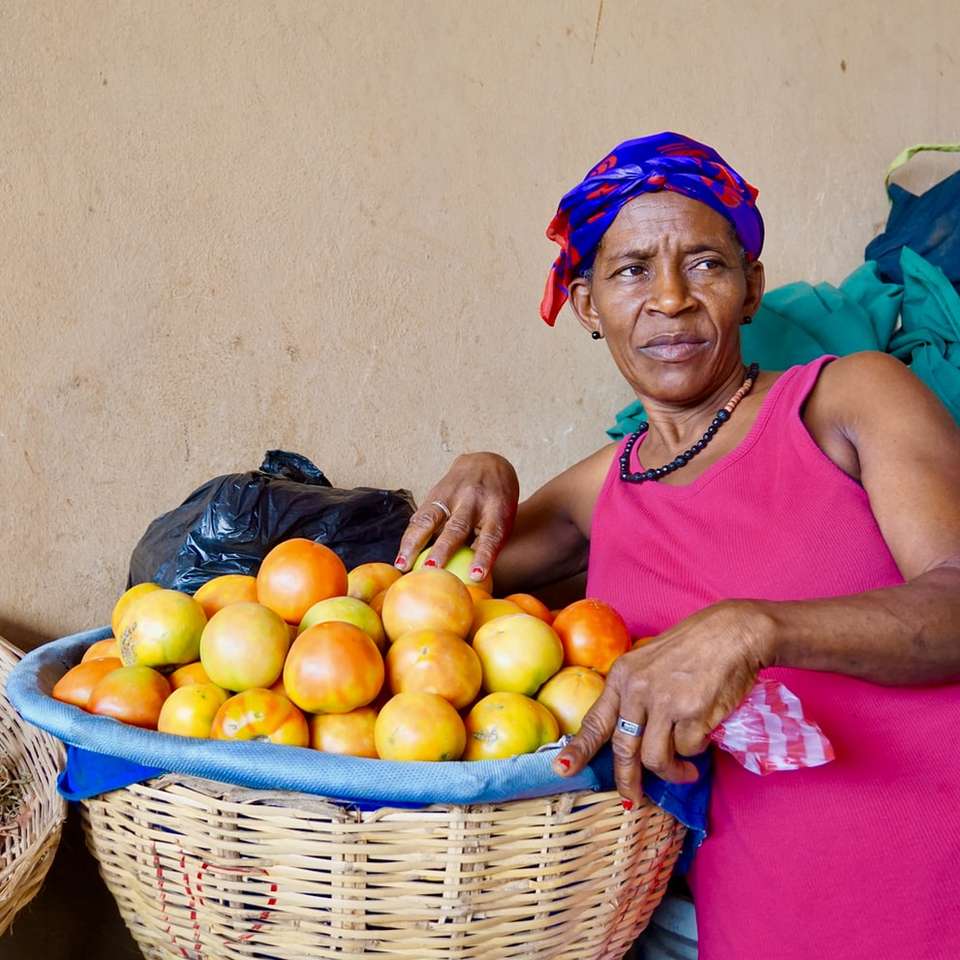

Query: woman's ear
left=568, top=276, right=602, bottom=338
left=743, top=260, right=765, bottom=320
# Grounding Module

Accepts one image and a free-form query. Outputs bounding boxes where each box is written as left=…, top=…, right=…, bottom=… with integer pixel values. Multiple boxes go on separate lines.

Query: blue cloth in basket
left=8, top=627, right=710, bottom=867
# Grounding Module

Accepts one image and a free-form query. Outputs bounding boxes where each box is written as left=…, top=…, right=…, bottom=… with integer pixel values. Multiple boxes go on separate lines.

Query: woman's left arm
left=557, top=353, right=960, bottom=797
left=758, top=351, right=960, bottom=684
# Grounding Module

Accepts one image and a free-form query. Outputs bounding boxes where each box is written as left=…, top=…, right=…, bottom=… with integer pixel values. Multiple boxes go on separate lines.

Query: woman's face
left=569, top=191, right=764, bottom=407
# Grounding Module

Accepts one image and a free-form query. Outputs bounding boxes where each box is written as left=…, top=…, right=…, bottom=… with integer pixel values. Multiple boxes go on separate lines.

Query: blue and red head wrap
left=540, top=132, right=764, bottom=325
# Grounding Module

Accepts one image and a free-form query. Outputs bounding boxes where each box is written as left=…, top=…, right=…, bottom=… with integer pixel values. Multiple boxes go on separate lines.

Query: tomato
left=536, top=666, right=605, bottom=736
left=211, top=689, right=309, bottom=746
left=193, top=574, right=258, bottom=620
left=298, top=596, right=385, bottom=651
left=385, top=629, right=482, bottom=710
left=472, top=613, right=563, bottom=696
left=52, top=658, right=122, bottom=709
left=464, top=692, right=560, bottom=761
left=374, top=693, right=465, bottom=761
left=470, top=598, right=523, bottom=639
left=283, top=621, right=384, bottom=714
left=169, top=661, right=212, bottom=689
left=81, top=638, right=120, bottom=663
left=369, top=589, right=387, bottom=617
left=111, top=582, right=161, bottom=638
left=504, top=593, right=553, bottom=624
left=199, top=602, right=290, bottom=691
left=87, top=665, right=171, bottom=729
left=413, top=546, right=494, bottom=594
left=552, top=599, right=631, bottom=675
left=310, top=707, right=378, bottom=758
left=158, top=684, right=229, bottom=738
left=381, top=569, right=473, bottom=642
left=118, top=589, right=207, bottom=669
left=347, top=562, right=402, bottom=604
left=465, top=584, right=492, bottom=606
left=256, top=538, right=348, bottom=623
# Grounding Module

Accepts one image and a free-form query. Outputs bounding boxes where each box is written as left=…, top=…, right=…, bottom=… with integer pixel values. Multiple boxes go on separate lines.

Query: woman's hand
left=395, top=453, right=520, bottom=582
left=553, top=600, right=774, bottom=805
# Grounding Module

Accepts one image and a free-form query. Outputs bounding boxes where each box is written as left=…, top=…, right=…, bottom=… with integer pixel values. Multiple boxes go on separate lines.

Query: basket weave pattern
left=0, top=637, right=66, bottom=935
left=82, top=773, right=684, bottom=960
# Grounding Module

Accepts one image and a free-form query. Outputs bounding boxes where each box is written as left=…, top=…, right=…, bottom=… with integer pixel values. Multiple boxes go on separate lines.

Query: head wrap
left=540, top=132, right=764, bottom=325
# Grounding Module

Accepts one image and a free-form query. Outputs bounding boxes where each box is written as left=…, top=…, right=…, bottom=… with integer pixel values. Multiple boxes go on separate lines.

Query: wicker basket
left=0, top=637, right=66, bottom=935
left=81, top=773, right=684, bottom=960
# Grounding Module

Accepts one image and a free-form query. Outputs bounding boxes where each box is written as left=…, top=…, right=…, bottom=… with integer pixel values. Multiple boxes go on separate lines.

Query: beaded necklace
left=618, top=362, right=760, bottom=484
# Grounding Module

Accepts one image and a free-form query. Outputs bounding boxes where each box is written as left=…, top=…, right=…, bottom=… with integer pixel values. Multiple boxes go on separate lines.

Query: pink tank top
left=587, top=356, right=960, bottom=960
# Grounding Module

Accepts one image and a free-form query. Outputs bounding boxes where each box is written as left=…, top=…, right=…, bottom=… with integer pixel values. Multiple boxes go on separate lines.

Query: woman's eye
left=617, top=264, right=649, bottom=278
left=692, top=258, right=722, bottom=271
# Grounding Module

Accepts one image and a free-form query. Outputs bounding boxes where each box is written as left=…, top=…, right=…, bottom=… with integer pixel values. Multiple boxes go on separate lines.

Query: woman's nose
left=647, top=266, right=695, bottom=317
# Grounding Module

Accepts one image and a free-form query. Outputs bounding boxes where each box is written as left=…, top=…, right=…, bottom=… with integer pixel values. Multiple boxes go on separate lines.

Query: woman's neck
left=642, top=362, right=749, bottom=450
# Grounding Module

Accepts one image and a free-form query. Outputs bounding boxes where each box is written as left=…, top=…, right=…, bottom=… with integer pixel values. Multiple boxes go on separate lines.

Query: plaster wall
left=2, top=0, right=958, bottom=646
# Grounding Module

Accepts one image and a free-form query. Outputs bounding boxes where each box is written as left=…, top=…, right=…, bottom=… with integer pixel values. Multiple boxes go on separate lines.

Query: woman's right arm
left=394, top=446, right=616, bottom=594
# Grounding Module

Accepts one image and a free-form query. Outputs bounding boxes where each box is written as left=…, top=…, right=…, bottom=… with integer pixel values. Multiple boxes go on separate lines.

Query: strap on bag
left=885, top=143, right=960, bottom=195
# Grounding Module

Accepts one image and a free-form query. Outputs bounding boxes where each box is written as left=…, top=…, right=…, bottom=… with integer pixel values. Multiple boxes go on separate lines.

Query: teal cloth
left=607, top=247, right=960, bottom=438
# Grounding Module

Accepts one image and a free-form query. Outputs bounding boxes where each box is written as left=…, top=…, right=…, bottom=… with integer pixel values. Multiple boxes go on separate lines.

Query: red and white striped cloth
left=709, top=678, right=834, bottom=775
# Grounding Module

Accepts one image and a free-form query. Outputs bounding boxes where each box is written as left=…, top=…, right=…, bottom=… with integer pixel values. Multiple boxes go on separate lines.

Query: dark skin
left=396, top=192, right=960, bottom=805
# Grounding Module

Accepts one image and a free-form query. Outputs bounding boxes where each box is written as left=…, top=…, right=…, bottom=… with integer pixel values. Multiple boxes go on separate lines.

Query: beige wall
left=1, top=0, right=958, bottom=648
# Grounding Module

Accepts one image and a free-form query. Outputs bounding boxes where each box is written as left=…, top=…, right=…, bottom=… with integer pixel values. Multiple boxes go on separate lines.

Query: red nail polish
left=424, top=558, right=438, bottom=568
left=471, top=566, right=484, bottom=578
left=557, top=757, right=570, bottom=771
left=394, top=555, right=406, bottom=568
left=621, top=799, right=633, bottom=811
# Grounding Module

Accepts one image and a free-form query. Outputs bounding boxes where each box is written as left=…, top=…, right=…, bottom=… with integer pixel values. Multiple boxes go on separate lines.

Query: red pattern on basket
left=709, top=679, right=835, bottom=775
left=150, top=844, right=280, bottom=958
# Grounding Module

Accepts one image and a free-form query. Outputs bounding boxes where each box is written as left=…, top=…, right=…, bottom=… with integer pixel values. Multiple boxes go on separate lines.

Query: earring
left=591, top=331, right=603, bottom=340
left=742, top=316, right=753, bottom=325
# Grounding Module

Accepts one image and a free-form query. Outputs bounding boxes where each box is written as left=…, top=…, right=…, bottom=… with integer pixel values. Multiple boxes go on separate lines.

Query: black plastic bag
left=128, top=450, right=416, bottom=593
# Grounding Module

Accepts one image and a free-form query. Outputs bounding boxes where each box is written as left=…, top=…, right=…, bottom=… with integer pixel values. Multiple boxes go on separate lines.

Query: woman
left=394, top=134, right=960, bottom=959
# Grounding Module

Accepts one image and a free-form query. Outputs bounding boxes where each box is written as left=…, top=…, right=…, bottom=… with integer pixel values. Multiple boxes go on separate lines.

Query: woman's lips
left=637, top=339, right=708, bottom=362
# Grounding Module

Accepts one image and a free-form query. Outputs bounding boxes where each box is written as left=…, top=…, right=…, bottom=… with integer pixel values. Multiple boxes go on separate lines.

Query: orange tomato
left=283, top=621, right=384, bottom=714
left=385, top=629, right=482, bottom=710
left=169, top=661, right=212, bottom=689
left=347, top=562, right=402, bottom=604
left=464, top=692, right=559, bottom=761
left=199, top=602, right=290, bottom=691
left=310, top=707, right=378, bottom=757
left=374, top=692, right=466, bottom=761
left=211, top=689, right=309, bottom=746
left=465, top=584, right=492, bottom=606
left=381, top=569, right=473, bottom=642
left=470, top=598, right=523, bottom=639
left=552, top=599, right=631, bottom=675
left=193, top=574, right=258, bottom=620
left=117, top=588, right=207, bottom=669
left=504, top=593, right=553, bottom=624
left=52, top=658, right=123, bottom=709
left=256, top=538, right=348, bottom=623
left=369, top=589, right=387, bottom=617
left=110, top=582, right=161, bottom=638
left=87, top=666, right=171, bottom=729
left=472, top=613, right=564, bottom=696
left=536, top=666, right=605, bottom=736
left=81, top=638, right=120, bottom=663
left=158, top=684, right=229, bottom=738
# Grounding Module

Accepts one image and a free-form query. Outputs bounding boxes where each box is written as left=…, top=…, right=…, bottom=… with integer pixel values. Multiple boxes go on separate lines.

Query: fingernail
left=470, top=566, right=485, bottom=580
left=621, top=799, right=633, bottom=811
left=424, top=558, right=438, bottom=568
left=394, top=555, right=406, bottom=569
left=557, top=757, right=570, bottom=771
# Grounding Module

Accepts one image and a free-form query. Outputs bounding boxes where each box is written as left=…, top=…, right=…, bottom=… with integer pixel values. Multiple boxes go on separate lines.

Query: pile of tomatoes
left=53, top=538, right=638, bottom=763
